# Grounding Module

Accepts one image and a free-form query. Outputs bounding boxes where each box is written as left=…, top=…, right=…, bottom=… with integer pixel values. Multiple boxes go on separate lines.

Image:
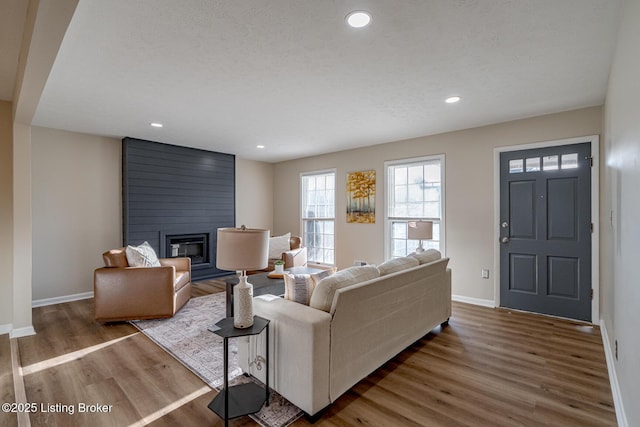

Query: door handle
left=501, top=236, right=509, bottom=243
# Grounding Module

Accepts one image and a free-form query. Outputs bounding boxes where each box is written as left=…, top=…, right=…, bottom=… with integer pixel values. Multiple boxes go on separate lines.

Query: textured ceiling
left=31, top=0, right=622, bottom=162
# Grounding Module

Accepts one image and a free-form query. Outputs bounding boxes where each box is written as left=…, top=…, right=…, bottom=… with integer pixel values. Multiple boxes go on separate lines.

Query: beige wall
left=235, top=158, right=274, bottom=231
left=12, top=121, right=32, bottom=332
left=602, top=0, right=640, bottom=424
left=31, top=127, right=121, bottom=300
left=273, top=106, right=602, bottom=301
left=28, top=132, right=273, bottom=301
left=0, top=101, right=13, bottom=327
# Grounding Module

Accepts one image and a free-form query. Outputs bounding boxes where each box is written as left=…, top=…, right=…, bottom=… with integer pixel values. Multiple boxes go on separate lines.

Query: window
left=509, top=152, right=580, bottom=173
left=385, top=156, right=444, bottom=258
left=301, top=170, right=336, bottom=265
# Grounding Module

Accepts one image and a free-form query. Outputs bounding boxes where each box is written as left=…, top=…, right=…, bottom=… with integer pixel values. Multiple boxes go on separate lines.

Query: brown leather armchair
left=94, top=248, right=191, bottom=322
left=264, top=235, right=308, bottom=271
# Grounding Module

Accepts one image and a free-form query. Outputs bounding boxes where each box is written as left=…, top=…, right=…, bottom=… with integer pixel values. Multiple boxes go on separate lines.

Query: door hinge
left=586, top=156, right=593, bottom=167
left=590, top=223, right=594, bottom=233
left=590, top=289, right=594, bottom=300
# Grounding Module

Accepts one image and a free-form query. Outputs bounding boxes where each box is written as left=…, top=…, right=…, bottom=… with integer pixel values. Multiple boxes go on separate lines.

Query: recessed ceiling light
left=150, top=122, right=163, bottom=128
left=346, top=11, right=371, bottom=28
left=445, top=96, right=461, bottom=104
left=256, top=145, right=265, bottom=149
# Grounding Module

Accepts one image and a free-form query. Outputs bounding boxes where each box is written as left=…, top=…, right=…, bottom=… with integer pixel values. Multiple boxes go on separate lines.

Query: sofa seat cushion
left=310, top=265, right=379, bottom=312
left=377, top=256, right=419, bottom=276
left=411, top=249, right=442, bottom=265
left=174, top=270, right=190, bottom=291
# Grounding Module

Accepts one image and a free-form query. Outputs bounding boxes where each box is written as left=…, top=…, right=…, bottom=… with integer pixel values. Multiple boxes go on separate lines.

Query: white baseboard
left=452, top=294, right=495, bottom=308
left=0, top=323, right=12, bottom=336
left=600, top=319, right=629, bottom=427
left=10, top=326, right=36, bottom=338
left=32, top=291, right=94, bottom=308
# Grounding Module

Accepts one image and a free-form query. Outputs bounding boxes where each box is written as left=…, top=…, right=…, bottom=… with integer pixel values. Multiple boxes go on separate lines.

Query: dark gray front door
left=500, top=142, right=592, bottom=321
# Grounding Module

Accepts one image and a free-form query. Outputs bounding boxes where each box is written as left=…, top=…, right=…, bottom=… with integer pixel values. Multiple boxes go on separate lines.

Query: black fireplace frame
left=161, top=232, right=213, bottom=270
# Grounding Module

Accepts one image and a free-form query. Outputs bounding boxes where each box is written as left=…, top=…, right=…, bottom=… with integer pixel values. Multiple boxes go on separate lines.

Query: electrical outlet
left=354, top=260, right=368, bottom=266
left=481, top=269, right=490, bottom=279
left=615, top=340, right=618, bottom=360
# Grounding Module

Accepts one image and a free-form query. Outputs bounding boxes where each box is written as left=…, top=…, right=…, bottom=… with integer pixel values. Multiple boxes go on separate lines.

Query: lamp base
left=233, top=275, right=254, bottom=329
left=415, top=241, right=425, bottom=253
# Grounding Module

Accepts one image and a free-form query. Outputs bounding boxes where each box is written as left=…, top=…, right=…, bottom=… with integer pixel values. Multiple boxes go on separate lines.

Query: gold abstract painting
left=347, top=170, right=376, bottom=223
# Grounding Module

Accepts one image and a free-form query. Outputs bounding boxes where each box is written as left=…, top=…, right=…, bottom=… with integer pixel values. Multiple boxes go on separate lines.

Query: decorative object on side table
left=208, top=316, right=270, bottom=426
left=217, top=226, right=269, bottom=328
left=408, top=220, right=433, bottom=253
left=268, top=260, right=286, bottom=278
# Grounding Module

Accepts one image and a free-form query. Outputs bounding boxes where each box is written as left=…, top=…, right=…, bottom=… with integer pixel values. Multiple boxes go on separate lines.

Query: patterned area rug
left=131, top=292, right=303, bottom=427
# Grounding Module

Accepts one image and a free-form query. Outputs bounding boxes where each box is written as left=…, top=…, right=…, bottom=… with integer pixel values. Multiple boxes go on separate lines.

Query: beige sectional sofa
left=238, top=253, right=451, bottom=416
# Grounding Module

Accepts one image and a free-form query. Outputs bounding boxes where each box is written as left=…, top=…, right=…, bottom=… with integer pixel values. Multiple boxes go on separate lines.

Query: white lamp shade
left=216, top=228, right=269, bottom=271
left=407, top=221, right=433, bottom=240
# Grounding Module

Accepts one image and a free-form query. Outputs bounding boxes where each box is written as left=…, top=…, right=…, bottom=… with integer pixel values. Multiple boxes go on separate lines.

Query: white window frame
left=384, top=155, right=446, bottom=260
left=300, top=169, right=336, bottom=266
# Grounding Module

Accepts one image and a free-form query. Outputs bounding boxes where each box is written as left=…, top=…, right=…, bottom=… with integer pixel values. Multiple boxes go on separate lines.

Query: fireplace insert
left=165, top=233, right=210, bottom=266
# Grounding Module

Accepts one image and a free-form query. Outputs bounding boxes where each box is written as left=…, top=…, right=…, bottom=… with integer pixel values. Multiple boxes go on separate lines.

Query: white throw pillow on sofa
left=268, top=232, right=291, bottom=259
left=310, top=265, right=380, bottom=312
left=125, top=241, right=161, bottom=267
left=284, top=268, right=336, bottom=305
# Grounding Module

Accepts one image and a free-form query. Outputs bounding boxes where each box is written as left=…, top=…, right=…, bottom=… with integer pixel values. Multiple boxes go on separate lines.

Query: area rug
left=131, top=292, right=303, bottom=427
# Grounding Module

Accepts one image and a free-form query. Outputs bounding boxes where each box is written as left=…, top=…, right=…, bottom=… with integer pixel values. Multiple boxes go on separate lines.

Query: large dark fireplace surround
left=122, top=137, right=235, bottom=280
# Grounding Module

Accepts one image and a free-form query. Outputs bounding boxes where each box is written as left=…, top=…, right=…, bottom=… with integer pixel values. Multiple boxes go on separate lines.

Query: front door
left=500, top=142, right=592, bottom=321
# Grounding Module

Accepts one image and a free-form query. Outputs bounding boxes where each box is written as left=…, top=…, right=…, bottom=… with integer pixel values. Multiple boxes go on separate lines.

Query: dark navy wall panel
left=122, top=137, right=235, bottom=279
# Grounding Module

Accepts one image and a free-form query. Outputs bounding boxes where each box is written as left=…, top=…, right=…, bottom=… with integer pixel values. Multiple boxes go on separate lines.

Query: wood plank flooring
left=8, top=281, right=617, bottom=426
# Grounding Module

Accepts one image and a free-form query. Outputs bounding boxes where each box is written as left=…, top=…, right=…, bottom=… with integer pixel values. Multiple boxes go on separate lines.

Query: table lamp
left=216, top=226, right=269, bottom=328
left=407, top=221, right=433, bottom=253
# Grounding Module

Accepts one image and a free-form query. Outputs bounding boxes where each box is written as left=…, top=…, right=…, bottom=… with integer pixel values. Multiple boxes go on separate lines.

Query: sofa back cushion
left=310, top=265, right=380, bottom=312
left=411, top=249, right=442, bottom=265
left=377, top=256, right=419, bottom=276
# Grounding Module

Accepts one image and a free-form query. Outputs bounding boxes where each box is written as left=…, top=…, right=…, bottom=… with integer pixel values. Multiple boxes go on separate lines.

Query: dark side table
left=207, top=316, right=269, bottom=427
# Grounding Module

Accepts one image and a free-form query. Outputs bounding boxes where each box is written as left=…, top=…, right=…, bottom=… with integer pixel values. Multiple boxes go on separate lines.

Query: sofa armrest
left=94, top=266, right=176, bottom=322
left=238, top=295, right=331, bottom=416
left=282, top=247, right=307, bottom=268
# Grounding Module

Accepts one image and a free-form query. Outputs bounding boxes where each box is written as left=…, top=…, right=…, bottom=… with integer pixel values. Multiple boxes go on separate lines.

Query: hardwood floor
left=9, top=282, right=617, bottom=426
